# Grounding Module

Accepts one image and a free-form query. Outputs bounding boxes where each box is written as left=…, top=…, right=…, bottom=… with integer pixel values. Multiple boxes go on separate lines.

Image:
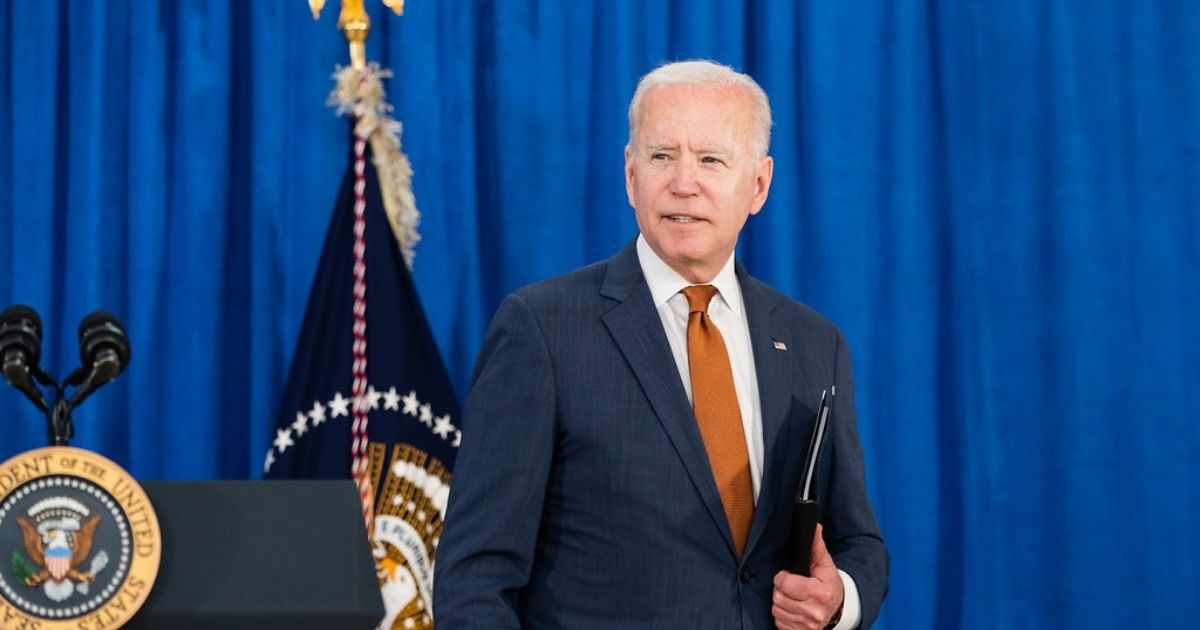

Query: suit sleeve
left=826, top=327, right=889, bottom=627
left=433, top=293, right=556, bottom=629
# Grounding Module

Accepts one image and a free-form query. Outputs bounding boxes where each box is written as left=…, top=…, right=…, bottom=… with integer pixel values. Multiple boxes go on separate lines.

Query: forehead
left=635, top=84, right=754, bottom=148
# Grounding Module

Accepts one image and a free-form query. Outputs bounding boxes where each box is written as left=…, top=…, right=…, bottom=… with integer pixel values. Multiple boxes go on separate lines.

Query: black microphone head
left=0, top=305, right=51, bottom=413
left=1, top=305, right=42, bottom=335
left=77, top=311, right=131, bottom=379
left=0, top=304, right=43, bottom=369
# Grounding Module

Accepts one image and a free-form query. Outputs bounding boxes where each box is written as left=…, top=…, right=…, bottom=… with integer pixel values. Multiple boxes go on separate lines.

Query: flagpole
left=306, top=0, right=411, bottom=532
left=275, top=7, right=453, bottom=626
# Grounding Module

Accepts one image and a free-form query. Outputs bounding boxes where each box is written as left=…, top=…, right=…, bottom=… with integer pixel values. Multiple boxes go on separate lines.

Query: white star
left=452, top=430, right=462, bottom=448
left=402, top=390, right=419, bottom=416
left=383, top=387, right=401, bottom=411
left=309, top=400, right=327, bottom=426
left=273, top=428, right=295, bottom=453
left=329, top=392, right=351, bottom=418
left=366, top=385, right=382, bottom=410
left=291, top=412, right=309, bottom=437
left=263, top=450, right=276, bottom=474
left=433, top=414, right=454, bottom=439
left=420, top=404, right=435, bottom=426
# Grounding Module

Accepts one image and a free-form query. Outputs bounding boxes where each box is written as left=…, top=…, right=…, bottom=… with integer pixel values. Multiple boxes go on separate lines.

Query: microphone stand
left=49, top=393, right=74, bottom=446
left=3, top=309, right=129, bottom=448
left=29, top=371, right=75, bottom=446
left=24, top=367, right=74, bottom=446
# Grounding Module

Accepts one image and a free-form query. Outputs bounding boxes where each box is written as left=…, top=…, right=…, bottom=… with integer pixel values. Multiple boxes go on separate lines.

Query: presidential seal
left=0, top=447, right=160, bottom=630
left=367, top=442, right=451, bottom=630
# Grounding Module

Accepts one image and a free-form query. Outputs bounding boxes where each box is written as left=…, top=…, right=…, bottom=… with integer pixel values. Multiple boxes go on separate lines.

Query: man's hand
left=771, top=524, right=845, bottom=630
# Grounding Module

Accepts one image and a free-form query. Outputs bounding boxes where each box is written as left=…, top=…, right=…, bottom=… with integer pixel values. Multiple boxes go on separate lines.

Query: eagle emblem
left=12, top=496, right=110, bottom=602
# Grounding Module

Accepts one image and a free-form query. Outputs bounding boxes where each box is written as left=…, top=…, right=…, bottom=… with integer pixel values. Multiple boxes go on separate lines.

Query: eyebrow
left=643, top=143, right=733, bottom=155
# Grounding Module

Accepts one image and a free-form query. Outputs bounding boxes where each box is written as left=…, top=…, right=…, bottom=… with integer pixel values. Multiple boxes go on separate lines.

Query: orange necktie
left=682, top=284, right=754, bottom=558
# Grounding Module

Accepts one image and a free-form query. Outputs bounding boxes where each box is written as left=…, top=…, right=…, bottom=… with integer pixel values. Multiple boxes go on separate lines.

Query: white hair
left=627, top=59, right=773, bottom=159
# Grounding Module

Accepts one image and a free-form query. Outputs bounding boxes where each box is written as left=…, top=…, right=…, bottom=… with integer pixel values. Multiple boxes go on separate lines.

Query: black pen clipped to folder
left=789, top=387, right=833, bottom=576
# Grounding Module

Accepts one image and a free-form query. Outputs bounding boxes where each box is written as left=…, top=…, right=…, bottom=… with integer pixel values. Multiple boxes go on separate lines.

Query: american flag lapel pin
left=772, top=339, right=788, bottom=351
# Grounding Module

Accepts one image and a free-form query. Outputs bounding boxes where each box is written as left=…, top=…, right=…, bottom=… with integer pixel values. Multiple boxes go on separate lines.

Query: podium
left=126, top=480, right=384, bottom=629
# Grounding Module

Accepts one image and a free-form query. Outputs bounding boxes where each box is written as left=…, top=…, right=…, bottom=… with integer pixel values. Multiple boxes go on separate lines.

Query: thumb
left=811, top=523, right=833, bottom=570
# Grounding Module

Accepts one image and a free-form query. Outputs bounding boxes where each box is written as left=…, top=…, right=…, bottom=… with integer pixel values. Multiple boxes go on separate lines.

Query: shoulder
left=511, top=258, right=610, bottom=308
left=509, top=238, right=640, bottom=311
left=483, top=257, right=617, bottom=342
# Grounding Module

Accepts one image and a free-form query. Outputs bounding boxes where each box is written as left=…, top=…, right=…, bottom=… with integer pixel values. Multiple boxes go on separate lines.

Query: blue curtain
left=2, top=1, right=1197, bottom=627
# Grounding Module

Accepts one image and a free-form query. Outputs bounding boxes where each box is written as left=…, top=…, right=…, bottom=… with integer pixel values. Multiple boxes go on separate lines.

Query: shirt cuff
left=831, top=569, right=861, bottom=629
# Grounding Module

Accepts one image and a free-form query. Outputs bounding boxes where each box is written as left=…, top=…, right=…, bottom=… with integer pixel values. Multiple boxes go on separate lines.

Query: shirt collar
left=636, top=234, right=743, bottom=317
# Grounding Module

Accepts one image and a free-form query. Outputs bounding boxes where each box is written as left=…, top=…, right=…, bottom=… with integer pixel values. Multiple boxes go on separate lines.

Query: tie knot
left=681, top=284, right=719, bottom=314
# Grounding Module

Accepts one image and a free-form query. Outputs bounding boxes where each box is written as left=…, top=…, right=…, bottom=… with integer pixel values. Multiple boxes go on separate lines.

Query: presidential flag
left=264, top=65, right=459, bottom=630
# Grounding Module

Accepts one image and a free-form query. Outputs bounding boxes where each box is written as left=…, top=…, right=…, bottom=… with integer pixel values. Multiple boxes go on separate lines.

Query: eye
left=701, top=156, right=724, bottom=165
left=651, top=153, right=668, bottom=161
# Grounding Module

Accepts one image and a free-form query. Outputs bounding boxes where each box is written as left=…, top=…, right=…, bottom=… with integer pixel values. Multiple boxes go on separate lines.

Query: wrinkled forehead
left=634, top=84, right=756, bottom=150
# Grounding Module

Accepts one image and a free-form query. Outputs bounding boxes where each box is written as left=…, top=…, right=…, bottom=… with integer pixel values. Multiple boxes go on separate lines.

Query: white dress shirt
left=635, top=235, right=862, bottom=630
left=636, top=235, right=765, bottom=498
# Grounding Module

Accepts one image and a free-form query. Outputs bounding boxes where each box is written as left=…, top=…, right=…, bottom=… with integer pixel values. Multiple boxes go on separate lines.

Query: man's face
left=625, top=83, right=773, bottom=283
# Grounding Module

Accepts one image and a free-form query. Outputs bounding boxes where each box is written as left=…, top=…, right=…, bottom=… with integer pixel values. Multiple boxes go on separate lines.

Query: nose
left=668, top=158, right=700, bottom=196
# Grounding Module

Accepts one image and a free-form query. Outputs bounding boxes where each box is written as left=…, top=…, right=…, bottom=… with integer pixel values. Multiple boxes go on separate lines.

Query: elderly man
left=434, top=60, right=887, bottom=629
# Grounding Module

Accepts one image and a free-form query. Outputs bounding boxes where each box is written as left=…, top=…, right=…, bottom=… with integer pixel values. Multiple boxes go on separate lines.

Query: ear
left=748, top=155, right=774, bottom=216
left=624, top=144, right=637, bottom=208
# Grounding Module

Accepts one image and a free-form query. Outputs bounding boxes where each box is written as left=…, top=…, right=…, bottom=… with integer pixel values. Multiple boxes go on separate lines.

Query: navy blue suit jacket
left=434, top=241, right=887, bottom=628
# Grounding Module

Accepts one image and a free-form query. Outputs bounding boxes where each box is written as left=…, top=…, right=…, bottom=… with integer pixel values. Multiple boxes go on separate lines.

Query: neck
left=670, top=261, right=722, bottom=285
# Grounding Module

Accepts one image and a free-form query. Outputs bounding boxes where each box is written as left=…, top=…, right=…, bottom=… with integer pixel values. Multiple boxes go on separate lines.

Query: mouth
left=666, top=215, right=704, bottom=224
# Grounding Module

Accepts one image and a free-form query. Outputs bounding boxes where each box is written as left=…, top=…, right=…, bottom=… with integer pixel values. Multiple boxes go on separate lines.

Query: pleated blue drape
left=1, top=2, right=1197, bottom=627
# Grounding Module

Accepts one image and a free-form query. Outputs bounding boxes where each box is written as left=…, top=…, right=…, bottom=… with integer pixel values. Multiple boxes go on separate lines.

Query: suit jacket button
left=738, top=568, right=751, bottom=583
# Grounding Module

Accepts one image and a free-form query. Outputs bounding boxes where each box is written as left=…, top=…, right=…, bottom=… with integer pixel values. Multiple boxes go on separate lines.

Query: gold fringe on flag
left=328, top=64, right=421, bottom=268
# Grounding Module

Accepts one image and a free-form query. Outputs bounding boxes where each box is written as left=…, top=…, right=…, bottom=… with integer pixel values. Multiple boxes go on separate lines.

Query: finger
left=771, top=603, right=802, bottom=629
left=811, top=523, right=829, bottom=561
left=774, top=573, right=834, bottom=607
left=774, top=570, right=790, bottom=589
left=773, top=584, right=803, bottom=614
left=809, top=523, right=832, bottom=576
left=773, top=571, right=813, bottom=601
left=773, top=602, right=824, bottom=629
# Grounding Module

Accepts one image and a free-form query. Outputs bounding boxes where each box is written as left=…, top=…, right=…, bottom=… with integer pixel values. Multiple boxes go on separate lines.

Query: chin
left=659, top=243, right=714, bottom=271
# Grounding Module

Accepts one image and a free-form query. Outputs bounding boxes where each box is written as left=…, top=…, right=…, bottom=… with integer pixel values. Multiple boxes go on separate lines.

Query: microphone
left=66, top=311, right=131, bottom=409
left=0, top=305, right=50, bottom=412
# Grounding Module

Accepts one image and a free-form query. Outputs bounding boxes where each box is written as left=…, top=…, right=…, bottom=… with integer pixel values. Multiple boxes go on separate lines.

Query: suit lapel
left=600, top=241, right=737, bottom=556
left=739, top=269, right=815, bottom=558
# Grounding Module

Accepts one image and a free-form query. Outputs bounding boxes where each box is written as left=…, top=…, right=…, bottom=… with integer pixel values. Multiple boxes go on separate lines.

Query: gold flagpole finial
left=382, top=0, right=405, bottom=16
left=309, top=0, right=405, bottom=69
left=313, top=0, right=422, bottom=267
left=338, top=0, right=370, bottom=69
left=308, top=0, right=325, bottom=20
